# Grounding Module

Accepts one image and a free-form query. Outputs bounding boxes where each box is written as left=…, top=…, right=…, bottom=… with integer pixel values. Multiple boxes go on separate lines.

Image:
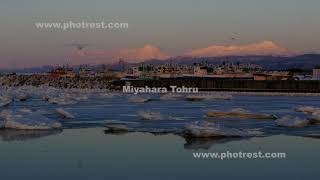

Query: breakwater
left=0, top=75, right=114, bottom=89
left=1, top=75, right=320, bottom=92
left=113, top=78, right=320, bottom=93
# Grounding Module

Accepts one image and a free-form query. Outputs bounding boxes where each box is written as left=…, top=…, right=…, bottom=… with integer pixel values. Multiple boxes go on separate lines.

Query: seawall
left=113, top=78, right=320, bottom=93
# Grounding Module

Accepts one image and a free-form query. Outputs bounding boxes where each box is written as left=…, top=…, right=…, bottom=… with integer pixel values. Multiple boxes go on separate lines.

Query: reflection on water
left=0, top=129, right=62, bottom=141
left=183, top=137, right=249, bottom=150
left=304, top=133, right=320, bottom=139
left=1, top=128, right=320, bottom=180
left=103, top=129, right=249, bottom=150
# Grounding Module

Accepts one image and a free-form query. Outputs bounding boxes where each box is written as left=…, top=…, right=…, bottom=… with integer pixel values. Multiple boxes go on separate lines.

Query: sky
left=0, top=0, right=320, bottom=68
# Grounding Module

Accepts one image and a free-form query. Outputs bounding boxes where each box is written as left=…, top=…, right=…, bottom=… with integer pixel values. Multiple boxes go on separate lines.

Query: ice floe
left=206, top=108, right=276, bottom=120
left=98, top=92, right=119, bottom=98
left=186, top=95, right=207, bottom=101
left=275, top=116, right=310, bottom=128
left=56, top=108, right=75, bottom=119
left=138, top=111, right=162, bottom=121
left=230, top=108, right=250, bottom=114
left=183, top=121, right=251, bottom=138
left=167, top=115, right=186, bottom=121
left=47, top=97, right=77, bottom=105
left=73, top=95, right=88, bottom=101
left=309, top=111, right=320, bottom=123
left=205, top=94, right=233, bottom=100
left=137, top=111, right=186, bottom=121
left=186, top=93, right=232, bottom=101
left=294, top=106, right=320, bottom=114
left=128, top=96, right=151, bottom=103
left=0, top=96, right=13, bottom=107
left=15, top=93, right=30, bottom=101
left=0, top=109, right=62, bottom=130
left=160, top=93, right=184, bottom=101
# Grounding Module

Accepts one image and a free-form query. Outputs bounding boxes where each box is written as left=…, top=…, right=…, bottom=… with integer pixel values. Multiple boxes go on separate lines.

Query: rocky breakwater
left=0, top=74, right=115, bottom=89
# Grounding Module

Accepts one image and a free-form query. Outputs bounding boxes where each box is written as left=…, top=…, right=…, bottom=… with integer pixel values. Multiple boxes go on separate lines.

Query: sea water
left=1, top=87, right=320, bottom=179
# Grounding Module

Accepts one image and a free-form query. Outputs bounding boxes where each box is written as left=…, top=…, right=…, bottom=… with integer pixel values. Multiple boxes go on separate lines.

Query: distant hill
left=263, top=54, right=320, bottom=70
left=141, top=54, right=320, bottom=70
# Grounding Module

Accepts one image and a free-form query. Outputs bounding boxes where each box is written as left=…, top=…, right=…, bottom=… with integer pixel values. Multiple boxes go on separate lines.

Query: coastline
left=1, top=74, right=320, bottom=96
left=0, top=74, right=115, bottom=89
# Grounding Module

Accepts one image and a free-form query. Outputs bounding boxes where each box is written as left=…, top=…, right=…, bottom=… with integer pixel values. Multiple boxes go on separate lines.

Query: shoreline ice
left=0, top=109, right=62, bottom=130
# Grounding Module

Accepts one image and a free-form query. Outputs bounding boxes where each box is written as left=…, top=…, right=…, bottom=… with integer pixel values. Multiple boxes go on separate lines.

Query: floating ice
left=205, top=94, right=233, bottom=100
left=99, top=93, right=116, bottom=98
left=186, top=93, right=232, bottom=101
left=167, top=116, right=186, bottom=121
left=73, top=95, right=88, bottom=101
left=0, top=109, right=62, bottom=130
left=47, top=97, right=77, bottom=105
left=15, top=93, right=30, bottom=101
left=138, top=111, right=162, bottom=121
left=183, top=121, right=251, bottom=138
left=309, top=111, right=320, bottom=123
left=38, top=87, right=91, bottom=105
left=230, top=108, right=250, bottom=113
left=294, top=106, right=320, bottom=114
left=56, top=108, right=75, bottom=119
left=160, top=94, right=184, bottom=101
left=206, top=108, right=276, bottom=120
left=275, top=116, right=310, bottom=128
left=186, top=95, right=207, bottom=101
left=0, top=96, right=13, bottom=107
left=35, top=109, right=53, bottom=115
left=128, top=96, right=151, bottom=103
left=138, top=111, right=186, bottom=121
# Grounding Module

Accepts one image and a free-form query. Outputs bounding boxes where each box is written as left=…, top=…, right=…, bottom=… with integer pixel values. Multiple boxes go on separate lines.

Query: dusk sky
left=0, top=0, right=320, bottom=68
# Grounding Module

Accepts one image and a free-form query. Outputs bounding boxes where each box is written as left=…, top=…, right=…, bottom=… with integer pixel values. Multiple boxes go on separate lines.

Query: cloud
left=186, top=41, right=295, bottom=57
